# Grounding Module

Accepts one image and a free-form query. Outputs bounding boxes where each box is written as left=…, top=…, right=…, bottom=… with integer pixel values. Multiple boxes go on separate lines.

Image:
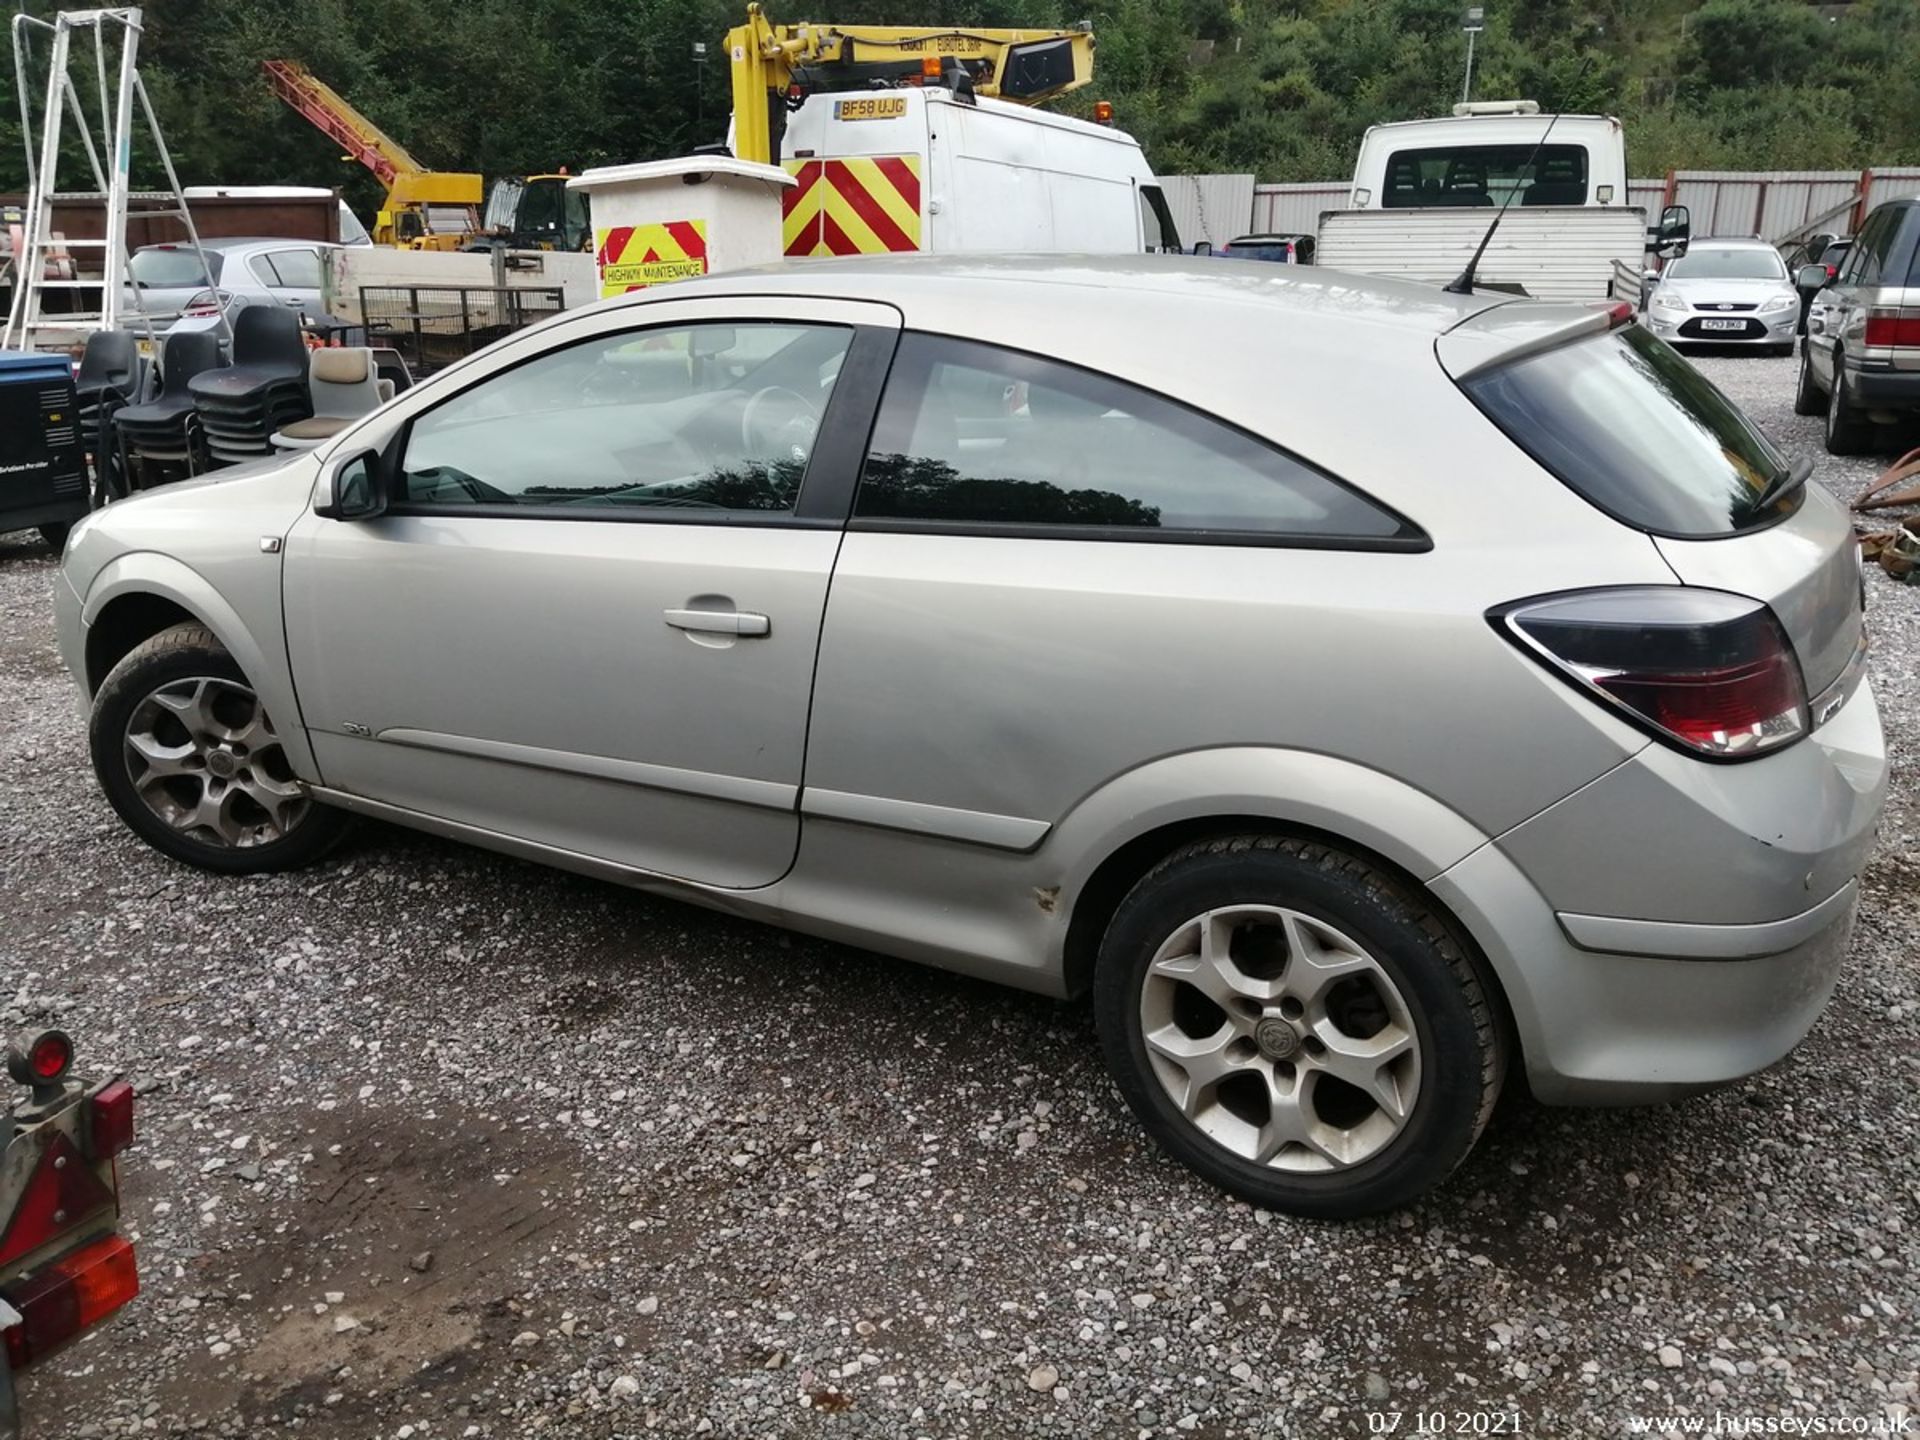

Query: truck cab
left=775, top=86, right=1181, bottom=257
left=1348, top=102, right=1629, bottom=213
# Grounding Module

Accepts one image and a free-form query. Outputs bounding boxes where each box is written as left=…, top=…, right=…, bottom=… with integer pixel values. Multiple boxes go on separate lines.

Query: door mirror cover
left=315, top=448, right=388, bottom=521
left=1796, top=263, right=1830, bottom=292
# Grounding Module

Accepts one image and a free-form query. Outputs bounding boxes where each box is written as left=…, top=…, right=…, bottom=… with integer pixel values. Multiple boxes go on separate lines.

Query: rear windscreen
left=1461, top=325, right=1800, bottom=537
left=1383, top=143, right=1588, bottom=208
left=130, top=248, right=219, bottom=287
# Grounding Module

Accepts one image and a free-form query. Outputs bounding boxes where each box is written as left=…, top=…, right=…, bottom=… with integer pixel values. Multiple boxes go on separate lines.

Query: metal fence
left=1175, top=167, right=1920, bottom=248
left=357, top=285, right=566, bottom=377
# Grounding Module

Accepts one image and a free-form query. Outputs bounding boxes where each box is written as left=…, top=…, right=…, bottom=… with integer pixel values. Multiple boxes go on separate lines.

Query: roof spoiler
left=1437, top=300, right=1634, bottom=382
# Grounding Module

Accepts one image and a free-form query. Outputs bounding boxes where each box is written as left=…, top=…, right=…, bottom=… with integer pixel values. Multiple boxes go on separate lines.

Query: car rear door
left=249, top=246, right=326, bottom=316
left=282, top=295, right=899, bottom=890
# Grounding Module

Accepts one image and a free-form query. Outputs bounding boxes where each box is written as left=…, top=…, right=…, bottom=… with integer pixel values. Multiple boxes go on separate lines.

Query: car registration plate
left=1699, top=318, right=1748, bottom=332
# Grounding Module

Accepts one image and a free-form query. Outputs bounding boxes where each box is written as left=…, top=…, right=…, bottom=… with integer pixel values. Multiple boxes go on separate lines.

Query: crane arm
left=727, top=4, right=1096, bottom=165
left=261, top=59, right=429, bottom=186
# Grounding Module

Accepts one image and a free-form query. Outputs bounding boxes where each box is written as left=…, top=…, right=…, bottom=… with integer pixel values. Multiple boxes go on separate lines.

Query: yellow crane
left=725, top=4, right=1097, bottom=166
left=262, top=60, right=482, bottom=250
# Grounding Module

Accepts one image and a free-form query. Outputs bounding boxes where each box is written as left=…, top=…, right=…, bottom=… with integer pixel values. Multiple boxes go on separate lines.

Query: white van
left=1317, top=102, right=1657, bottom=302
left=774, top=86, right=1181, bottom=257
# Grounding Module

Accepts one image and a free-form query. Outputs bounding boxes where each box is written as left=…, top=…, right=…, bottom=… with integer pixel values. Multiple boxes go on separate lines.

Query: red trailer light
left=6, top=1029, right=72, bottom=1087
left=1, top=1233, right=138, bottom=1369
left=0, top=1132, right=117, bottom=1270
left=88, top=1079, right=135, bottom=1161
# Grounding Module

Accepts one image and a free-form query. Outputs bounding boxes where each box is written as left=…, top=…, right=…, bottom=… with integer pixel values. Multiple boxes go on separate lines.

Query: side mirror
left=314, top=447, right=388, bottom=521
left=1654, top=203, right=1690, bottom=257
left=1190, top=240, right=1213, bottom=257
left=1796, top=264, right=1830, bottom=293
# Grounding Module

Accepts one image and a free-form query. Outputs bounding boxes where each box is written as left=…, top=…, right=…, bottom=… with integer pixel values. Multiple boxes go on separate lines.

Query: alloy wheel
left=1138, top=905, right=1422, bottom=1173
left=123, top=676, right=308, bottom=848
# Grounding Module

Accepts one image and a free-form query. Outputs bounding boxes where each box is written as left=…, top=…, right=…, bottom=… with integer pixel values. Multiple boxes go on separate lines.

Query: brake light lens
left=1496, top=587, right=1808, bottom=760
left=1863, top=309, right=1920, bottom=348
left=27, top=1032, right=70, bottom=1082
left=1, top=1233, right=139, bottom=1369
left=88, top=1079, right=135, bottom=1161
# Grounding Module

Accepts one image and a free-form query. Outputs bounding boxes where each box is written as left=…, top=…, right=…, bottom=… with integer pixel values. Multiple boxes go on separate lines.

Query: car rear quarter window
left=130, top=247, right=218, bottom=288
left=1460, top=324, right=1799, bottom=537
left=854, top=334, right=1420, bottom=546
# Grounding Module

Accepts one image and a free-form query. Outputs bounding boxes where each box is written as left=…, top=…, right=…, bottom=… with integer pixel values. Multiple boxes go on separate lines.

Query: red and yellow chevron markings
left=782, top=155, right=923, bottom=257
left=594, top=220, right=709, bottom=296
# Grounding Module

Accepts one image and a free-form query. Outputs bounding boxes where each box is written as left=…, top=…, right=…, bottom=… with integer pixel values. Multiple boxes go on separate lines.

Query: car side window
left=266, top=248, right=324, bottom=290
left=247, top=253, right=281, bottom=287
left=854, top=334, right=1415, bottom=543
left=398, top=322, right=853, bottom=514
left=1844, top=214, right=1889, bottom=286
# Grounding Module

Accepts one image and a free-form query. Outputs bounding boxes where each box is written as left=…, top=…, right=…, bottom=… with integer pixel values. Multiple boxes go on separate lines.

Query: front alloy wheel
left=90, top=622, right=349, bottom=873
left=124, top=676, right=308, bottom=847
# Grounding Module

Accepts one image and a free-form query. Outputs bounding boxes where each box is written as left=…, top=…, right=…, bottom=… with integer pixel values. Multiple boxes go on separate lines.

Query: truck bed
left=1316, top=206, right=1647, bottom=303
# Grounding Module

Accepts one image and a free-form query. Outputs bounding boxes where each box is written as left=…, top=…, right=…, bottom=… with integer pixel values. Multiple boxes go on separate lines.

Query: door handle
left=665, top=608, right=770, bottom=637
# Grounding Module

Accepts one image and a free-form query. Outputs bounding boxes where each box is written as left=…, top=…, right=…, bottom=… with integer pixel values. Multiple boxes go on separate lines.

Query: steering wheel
left=741, top=386, right=820, bottom=461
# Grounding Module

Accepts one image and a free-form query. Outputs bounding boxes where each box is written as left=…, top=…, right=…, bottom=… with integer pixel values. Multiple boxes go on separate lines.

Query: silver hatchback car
left=53, top=257, right=1885, bottom=1217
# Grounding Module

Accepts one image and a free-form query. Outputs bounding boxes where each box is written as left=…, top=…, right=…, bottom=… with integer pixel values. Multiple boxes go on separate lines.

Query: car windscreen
left=1459, top=325, right=1799, bottom=537
left=1382, top=143, right=1588, bottom=208
left=1662, top=247, right=1787, bottom=281
left=129, top=247, right=220, bottom=288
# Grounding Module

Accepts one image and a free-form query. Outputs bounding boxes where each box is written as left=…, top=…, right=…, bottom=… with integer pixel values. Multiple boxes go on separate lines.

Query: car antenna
left=1444, top=57, right=1595, bottom=297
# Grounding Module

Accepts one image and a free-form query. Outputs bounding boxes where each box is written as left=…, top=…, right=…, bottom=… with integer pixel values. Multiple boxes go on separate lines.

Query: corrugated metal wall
left=1169, top=168, right=1920, bottom=246
left=1250, top=183, right=1349, bottom=235
left=1157, top=174, right=1256, bottom=248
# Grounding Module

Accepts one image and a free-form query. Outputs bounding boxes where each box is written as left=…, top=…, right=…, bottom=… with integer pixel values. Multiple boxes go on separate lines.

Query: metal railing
left=356, top=284, right=565, bottom=377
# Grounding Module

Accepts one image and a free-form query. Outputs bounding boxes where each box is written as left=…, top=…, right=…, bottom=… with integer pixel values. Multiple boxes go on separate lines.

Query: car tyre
left=89, top=622, right=349, bottom=874
left=1824, top=354, right=1872, bottom=455
left=1769, top=343, right=1795, bottom=359
left=1793, top=345, right=1826, bottom=417
left=1094, top=835, right=1506, bottom=1219
left=37, top=523, right=71, bottom=553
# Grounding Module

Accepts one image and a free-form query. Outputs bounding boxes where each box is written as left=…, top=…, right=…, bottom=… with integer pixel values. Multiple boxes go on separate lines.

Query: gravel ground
left=2, top=348, right=1917, bottom=1440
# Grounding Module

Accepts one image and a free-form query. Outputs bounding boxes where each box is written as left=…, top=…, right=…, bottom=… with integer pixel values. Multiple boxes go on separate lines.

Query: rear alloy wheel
left=1095, top=836, right=1505, bottom=1218
left=1793, top=344, right=1826, bottom=417
left=1824, top=355, right=1873, bottom=455
left=89, top=623, right=349, bottom=873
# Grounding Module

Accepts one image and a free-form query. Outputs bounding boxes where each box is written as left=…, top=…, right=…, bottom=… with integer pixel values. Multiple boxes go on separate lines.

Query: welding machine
left=0, top=350, right=86, bottom=550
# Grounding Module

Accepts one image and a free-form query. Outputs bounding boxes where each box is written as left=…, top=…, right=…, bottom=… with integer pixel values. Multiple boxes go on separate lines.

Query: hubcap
left=1138, top=905, right=1422, bottom=1174
left=123, top=676, right=308, bottom=848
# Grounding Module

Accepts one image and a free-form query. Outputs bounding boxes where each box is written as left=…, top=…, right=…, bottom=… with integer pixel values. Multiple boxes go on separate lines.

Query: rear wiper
left=1751, top=454, right=1813, bottom=515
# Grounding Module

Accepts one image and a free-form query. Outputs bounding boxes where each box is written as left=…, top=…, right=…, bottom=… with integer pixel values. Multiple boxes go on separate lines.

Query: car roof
left=134, top=237, right=336, bottom=253
left=1689, top=236, right=1773, bottom=248
left=607, top=253, right=1509, bottom=342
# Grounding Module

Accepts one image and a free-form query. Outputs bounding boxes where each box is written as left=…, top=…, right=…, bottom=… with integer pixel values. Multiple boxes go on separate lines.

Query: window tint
left=1383, top=144, right=1587, bottom=209
left=265, top=248, right=324, bottom=289
left=855, top=335, right=1413, bottom=542
left=247, top=254, right=280, bottom=287
left=1845, top=212, right=1893, bottom=285
left=400, top=322, right=852, bottom=513
left=1462, top=324, right=1798, bottom=538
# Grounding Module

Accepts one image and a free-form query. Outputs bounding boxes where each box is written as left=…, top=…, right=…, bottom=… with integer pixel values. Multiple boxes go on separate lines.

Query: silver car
left=52, top=256, right=1885, bottom=1217
left=1794, top=196, right=1920, bottom=455
left=1645, top=236, right=1801, bottom=356
left=123, top=237, right=335, bottom=332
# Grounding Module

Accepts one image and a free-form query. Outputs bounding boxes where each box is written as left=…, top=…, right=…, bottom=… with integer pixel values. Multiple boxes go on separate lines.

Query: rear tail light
left=88, top=1079, right=135, bottom=1161
left=1863, top=308, right=1920, bottom=348
left=1495, top=587, right=1808, bottom=760
left=1, top=1233, right=139, bottom=1369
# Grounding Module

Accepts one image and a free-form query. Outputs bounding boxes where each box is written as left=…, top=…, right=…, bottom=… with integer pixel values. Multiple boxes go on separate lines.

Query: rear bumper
left=1431, top=677, right=1884, bottom=1105
left=1847, top=364, right=1920, bottom=409
left=1434, top=845, right=1858, bottom=1106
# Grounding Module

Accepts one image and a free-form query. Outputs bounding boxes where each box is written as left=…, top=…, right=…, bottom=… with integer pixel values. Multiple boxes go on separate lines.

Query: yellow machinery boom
left=262, top=60, right=482, bottom=249
left=726, top=4, right=1096, bottom=165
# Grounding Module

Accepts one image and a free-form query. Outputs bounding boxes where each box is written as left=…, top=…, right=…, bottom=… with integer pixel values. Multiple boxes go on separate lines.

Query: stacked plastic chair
left=271, top=348, right=392, bottom=452
left=187, top=306, right=311, bottom=466
left=73, top=331, right=147, bottom=503
left=112, top=329, right=222, bottom=486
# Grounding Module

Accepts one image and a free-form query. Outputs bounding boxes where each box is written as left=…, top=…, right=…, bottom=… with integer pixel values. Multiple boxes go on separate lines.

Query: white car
left=1644, top=237, right=1800, bottom=355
